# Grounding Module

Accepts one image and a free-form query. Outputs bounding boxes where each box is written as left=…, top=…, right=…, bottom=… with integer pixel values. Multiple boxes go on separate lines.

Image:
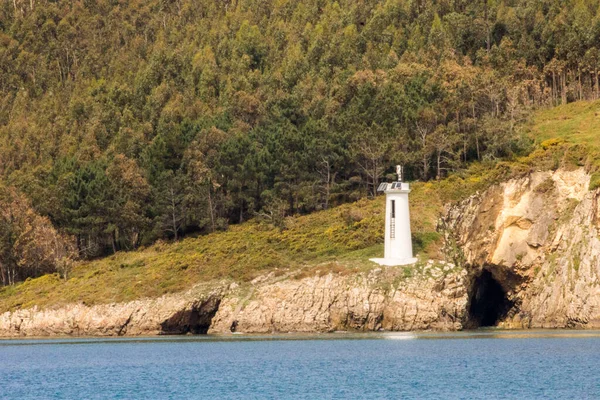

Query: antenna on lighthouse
left=396, top=165, right=403, bottom=182
left=370, top=164, right=417, bottom=267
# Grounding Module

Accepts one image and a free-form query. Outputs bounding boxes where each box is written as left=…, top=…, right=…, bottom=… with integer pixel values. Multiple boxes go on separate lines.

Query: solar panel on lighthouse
left=376, top=182, right=388, bottom=192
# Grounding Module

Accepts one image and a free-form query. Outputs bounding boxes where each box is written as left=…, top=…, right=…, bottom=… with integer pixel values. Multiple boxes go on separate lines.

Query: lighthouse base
left=369, top=257, right=418, bottom=267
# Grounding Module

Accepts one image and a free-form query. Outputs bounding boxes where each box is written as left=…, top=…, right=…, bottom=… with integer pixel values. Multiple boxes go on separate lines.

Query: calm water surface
left=1, top=330, right=599, bottom=399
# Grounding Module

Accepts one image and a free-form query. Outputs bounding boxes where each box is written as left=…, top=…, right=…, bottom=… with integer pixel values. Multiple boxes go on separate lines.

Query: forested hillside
left=1, top=0, right=600, bottom=284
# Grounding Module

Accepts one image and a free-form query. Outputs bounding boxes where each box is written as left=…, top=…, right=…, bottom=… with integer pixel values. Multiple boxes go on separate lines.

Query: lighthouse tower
left=370, top=165, right=417, bottom=266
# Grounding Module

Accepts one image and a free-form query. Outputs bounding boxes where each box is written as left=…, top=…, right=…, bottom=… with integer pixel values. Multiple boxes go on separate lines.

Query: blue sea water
left=0, top=331, right=599, bottom=399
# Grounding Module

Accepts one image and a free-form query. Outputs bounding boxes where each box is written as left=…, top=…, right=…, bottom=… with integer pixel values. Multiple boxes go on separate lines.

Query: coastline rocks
left=209, top=271, right=467, bottom=334
left=0, top=285, right=223, bottom=337
left=0, top=271, right=467, bottom=337
left=446, top=168, right=600, bottom=329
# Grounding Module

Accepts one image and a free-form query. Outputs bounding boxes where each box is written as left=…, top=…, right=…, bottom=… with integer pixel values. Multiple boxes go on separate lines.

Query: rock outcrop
left=209, top=269, right=466, bottom=334
left=0, top=269, right=467, bottom=336
left=0, top=285, right=223, bottom=337
left=446, top=168, right=600, bottom=329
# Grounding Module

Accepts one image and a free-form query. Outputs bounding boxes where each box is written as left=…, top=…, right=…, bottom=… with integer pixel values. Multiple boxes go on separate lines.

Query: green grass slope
left=529, top=99, right=600, bottom=189
left=530, top=100, right=600, bottom=150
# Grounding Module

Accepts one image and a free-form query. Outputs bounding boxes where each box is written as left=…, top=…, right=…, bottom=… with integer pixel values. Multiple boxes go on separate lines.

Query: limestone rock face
left=0, top=270, right=467, bottom=336
left=446, top=168, right=600, bottom=329
left=209, top=270, right=467, bottom=334
left=0, top=286, right=223, bottom=337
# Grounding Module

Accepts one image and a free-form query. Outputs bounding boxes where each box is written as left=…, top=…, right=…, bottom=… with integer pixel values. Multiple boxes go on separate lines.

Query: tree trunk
left=561, top=71, right=567, bottom=104
left=0, top=264, right=6, bottom=286
left=325, top=166, right=330, bottom=209
left=578, top=66, right=582, bottom=101
left=552, top=70, right=557, bottom=104
left=484, top=0, right=490, bottom=52
left=321, top=159, right=332, bottom=210
left=372, top=160, right=377, bottom=197
left=207, top=185, right=216, bottom=233
left=170, top=188, right=178, bottom=241
left=8, top=265, right=16, bottom=286
left=111, top=230, right=117, bottom=254
left=594, top=69, right=600, bottom=99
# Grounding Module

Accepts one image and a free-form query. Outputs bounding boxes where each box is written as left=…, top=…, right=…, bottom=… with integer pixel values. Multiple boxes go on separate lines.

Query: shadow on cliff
left=464, top=268, right=517, bottom=329
left=160, top=296, right=221, bottom=334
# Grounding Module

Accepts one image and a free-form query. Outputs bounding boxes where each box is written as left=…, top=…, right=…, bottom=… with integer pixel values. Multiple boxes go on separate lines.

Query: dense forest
left=1, top=0, right=600, bottom=284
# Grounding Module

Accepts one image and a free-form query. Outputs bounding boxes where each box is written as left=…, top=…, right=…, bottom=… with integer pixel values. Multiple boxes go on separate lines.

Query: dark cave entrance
left=160, top=297, right=221, bottom=335
left=466, top=269, right=514, bottom=328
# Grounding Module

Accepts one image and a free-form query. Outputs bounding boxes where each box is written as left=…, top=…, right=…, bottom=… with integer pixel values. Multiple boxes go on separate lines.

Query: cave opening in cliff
left=467, top=269, right=513, bottom=328
left=160, top=298, right=221, bottom=335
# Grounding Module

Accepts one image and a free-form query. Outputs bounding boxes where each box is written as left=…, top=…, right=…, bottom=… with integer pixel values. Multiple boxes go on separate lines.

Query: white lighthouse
left=370, top=165, right=417, bottom=266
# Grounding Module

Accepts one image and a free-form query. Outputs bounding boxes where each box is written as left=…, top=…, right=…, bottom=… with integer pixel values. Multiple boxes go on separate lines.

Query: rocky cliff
left=0, top=285, right=224, bottom=337
left=0, top=267, right=467, bottom=336
left=446, top=168, right=600, bottom=329
left=0, top=167, right=598, bottom=336
left=209, top=268, right=466, bottom=334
